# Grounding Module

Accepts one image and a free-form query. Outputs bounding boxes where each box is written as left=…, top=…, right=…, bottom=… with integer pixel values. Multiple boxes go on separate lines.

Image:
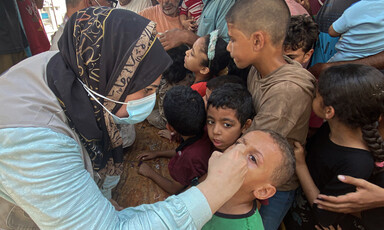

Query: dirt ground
left=113, top=121, right=178, bottom=207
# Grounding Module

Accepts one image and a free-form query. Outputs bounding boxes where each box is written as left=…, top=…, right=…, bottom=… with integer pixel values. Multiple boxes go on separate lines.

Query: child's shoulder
left=183, top=133, right=213, bottom=154
left=248, top=64, right=315, bottom=90
left=202, top=206, right=263, bottom=230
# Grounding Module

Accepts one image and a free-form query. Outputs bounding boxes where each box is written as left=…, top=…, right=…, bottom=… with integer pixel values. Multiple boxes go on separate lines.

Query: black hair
left=227, top=58, right=251, bottom=82
left=318, top=64, right=384, bottom=165
left=200, top=35, right=231, bottom=78
left=162, top=45, right=191, bottom=84
left=163, top=85, right=206, bottom=136
left=226, top=0, right=290, bottom=45
left=206, top=75, right=245, bottom=91
left=207, top=83, right=254, bottom=126
left=258, top=129, right=295, bottom=187
left=283, top=15, right=319, bottom=53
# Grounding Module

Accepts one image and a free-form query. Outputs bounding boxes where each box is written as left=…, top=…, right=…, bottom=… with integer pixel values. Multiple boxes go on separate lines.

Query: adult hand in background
left=159, top=29, right=198, bottom=50
left=315, top=175, right=384, bottom=213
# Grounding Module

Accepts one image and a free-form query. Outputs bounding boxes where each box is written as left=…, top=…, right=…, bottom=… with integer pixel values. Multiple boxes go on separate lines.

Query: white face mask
left=79, top=79, right=156, bottom=125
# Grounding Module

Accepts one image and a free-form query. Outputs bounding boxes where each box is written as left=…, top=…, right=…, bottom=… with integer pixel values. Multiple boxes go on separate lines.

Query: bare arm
left=138, top=162, right=185, bottom=194
left=328, top=25, right=341, bottom=37
left=159, top=28, right=199, bottom=50
left=136, top=149, right=175, bottom=161
left=309, top=51, right=384, bottom=78
left=314, top=175, right=384, bottom=213
left=294, top=142, right=320, bottom=205
left=154, top=150, right=175, bottom=158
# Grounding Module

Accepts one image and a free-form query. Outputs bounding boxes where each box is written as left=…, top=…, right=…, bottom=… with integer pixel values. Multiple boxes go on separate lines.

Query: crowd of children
left=138, top=0, right=384, bottom=229
left=2, top=0, right=384, bottom=228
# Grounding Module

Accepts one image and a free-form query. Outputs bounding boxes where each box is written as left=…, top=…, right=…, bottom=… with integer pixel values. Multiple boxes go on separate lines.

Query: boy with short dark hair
left=225, top=0, right=316, bottom=229
left=206, top=83, right=253, bottom=151
left=203, top=75, right=245, bottom=106
left=202, top=130, right=296, bottom=230
left=283, top=15, right=319, bottom=68
left=283, top=15, right=322, bottom=135
left=137, top=85, right=213, bottom=194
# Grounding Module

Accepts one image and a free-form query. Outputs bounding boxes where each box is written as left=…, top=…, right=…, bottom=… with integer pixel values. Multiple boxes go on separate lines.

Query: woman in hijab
left=0, top=7, right=247, bottom=229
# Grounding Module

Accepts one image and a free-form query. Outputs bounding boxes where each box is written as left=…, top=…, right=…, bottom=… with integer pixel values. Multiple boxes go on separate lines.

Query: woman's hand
left=196, top=143, right=248, bottom=213
left=314, top=175, right=384, bottom=213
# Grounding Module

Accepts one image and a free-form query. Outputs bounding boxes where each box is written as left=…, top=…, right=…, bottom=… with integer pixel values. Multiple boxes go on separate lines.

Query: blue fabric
left=259, top=189, right=296, bottom=230
left=0, top=127, right=212, bottom=229
left=196, top=0, right=235, bottom=42
left=329, top=0, right=384, bottom=62
left=310, top=32, right=339, bottom=67
left=13, top=0, right=32, bottom=57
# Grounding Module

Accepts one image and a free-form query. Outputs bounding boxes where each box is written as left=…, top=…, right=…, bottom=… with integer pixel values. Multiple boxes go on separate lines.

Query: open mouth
left=213, top=139, right=222, bottom=147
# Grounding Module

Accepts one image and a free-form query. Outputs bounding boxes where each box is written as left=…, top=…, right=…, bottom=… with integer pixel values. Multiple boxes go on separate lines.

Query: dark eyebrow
left=221, top=118, right=235, bottom=123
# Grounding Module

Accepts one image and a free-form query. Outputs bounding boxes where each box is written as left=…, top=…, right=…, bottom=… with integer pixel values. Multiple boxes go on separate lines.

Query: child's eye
left=224, top=123, right=232, bottom=128
left=207, top=120, right=214, bottom=125
left=144, top=88, right=152, bottom=94
left=249, top=155, right=257, bottom=164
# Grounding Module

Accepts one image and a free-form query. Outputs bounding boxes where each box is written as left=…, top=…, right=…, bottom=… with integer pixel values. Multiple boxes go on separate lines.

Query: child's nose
left=213, top=124, right=221, bottom=135
left=226, top=42, right=231, bottom=52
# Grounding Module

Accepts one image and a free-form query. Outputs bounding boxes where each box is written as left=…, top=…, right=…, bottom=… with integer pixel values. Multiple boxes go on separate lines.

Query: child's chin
left=215, top=145, right=227, bottom=152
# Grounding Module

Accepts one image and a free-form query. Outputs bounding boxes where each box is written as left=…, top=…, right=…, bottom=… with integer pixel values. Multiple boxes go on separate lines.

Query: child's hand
left=181, top=18, right=197, bottom=32
left=293, top=141, right=306, bottom=166
left=158, top=129, right=174, bottom=141
left=138, top=162, right=154, bottom=177
left=136, top=151, right=158, bottom=161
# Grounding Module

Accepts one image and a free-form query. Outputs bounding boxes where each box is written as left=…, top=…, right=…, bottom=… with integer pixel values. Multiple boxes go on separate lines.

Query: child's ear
left=251, top=31, right=265, bottom=52
left=324, top=105, right=335, bottom=120
left=241, top=119, right=252, bottom=133
left=166, top=123, right=176, bottom=133
left=253, top=184, right=276, bottom=200
left=200, top=66, right=210, bottom=75
left=303, top=48, right=314, bottom=64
